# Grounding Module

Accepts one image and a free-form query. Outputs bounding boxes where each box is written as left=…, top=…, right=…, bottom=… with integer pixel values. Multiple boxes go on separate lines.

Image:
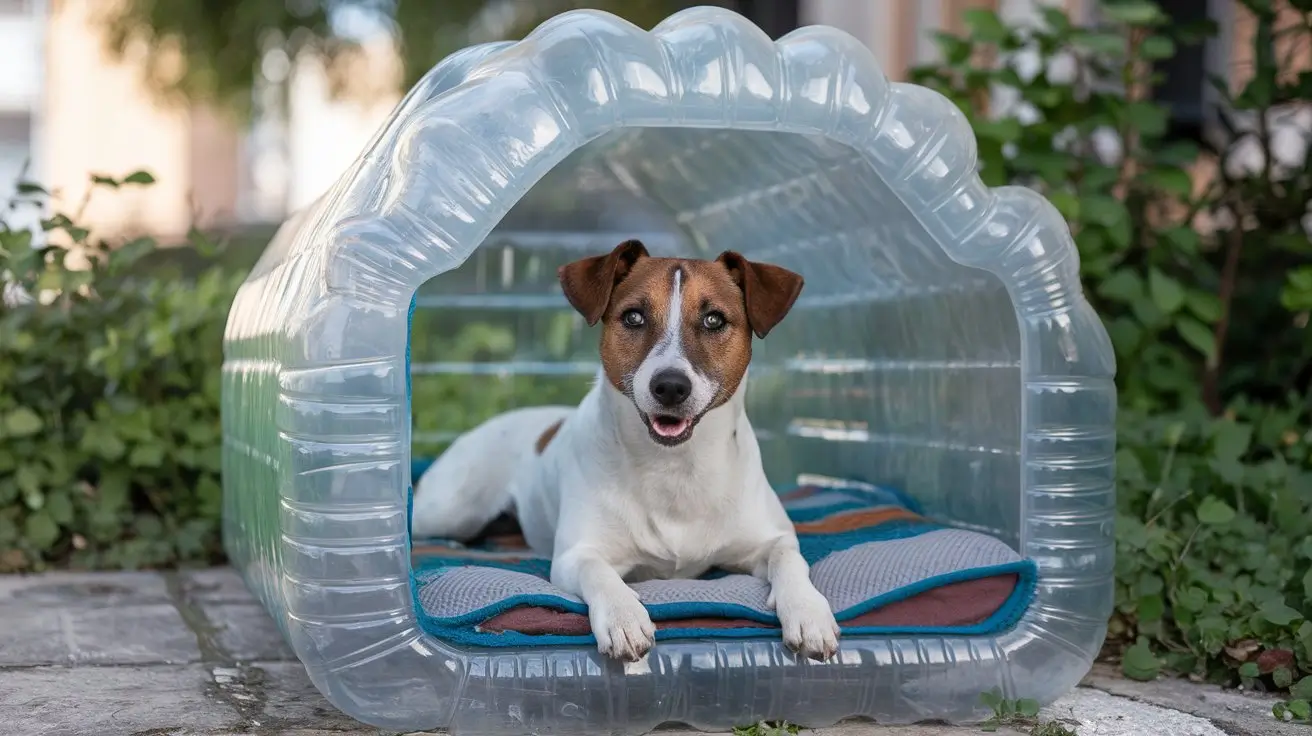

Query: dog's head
left=558, top=240, right=804, bottom=447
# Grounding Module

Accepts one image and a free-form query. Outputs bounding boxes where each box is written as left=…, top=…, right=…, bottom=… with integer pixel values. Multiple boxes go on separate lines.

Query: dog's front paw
left=589, top=591, right=656, bottom=662
left=773, top=586, right=840, bottom=662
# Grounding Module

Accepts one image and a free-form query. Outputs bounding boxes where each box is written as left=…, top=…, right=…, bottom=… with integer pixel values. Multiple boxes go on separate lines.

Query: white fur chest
left=602, top=447, right=746, bottom=580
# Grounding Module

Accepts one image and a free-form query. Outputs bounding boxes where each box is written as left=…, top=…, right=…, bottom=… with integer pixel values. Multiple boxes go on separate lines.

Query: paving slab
left=1082, top=664, right=1303, bottom=736
left=184, top=567, right=263, bottom=604
left=0, top=664, right=239, bottom=735
left=0, top=569, right=1301, bottom=735
left=0, top=570, right=201, bottom=666
left=202, top=603, right=297, bottom=662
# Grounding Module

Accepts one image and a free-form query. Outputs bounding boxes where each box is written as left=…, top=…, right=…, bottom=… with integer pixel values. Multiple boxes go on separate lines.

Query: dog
left=412, top=240, right=840, bottom=662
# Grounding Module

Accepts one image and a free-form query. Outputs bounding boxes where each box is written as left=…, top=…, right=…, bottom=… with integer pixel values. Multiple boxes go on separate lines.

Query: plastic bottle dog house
left=222, top=6, right=1116, bottom=733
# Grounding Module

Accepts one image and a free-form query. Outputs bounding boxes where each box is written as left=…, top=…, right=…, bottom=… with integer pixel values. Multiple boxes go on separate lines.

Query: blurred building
left=0, top=0, right=1306, bottom=240
left=0, top=0, right=398, bottom=240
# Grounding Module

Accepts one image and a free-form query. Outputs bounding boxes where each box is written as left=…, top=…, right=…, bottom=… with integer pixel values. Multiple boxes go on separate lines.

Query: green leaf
left=1083, top=195, right=1129, bottom=228
left=80, top=424, right=126, bottom=461
left=1072, top=30, right=1127, bottom=55
left=1155, top=141, right=1201, bottom=167
left=1196, top=496, right=1236, bottom=525
left=1016, top=698, right=1040, bottom=718
left=1303, top=568, right=1312, bottom=603
left=1289, top=699, right=1312, bottom=721
left=128, top=444, right=165, bottom=468
left=1040, top=6, right=1070, bottom=32
left=1138, top=594, right=1165, bottom=622
left=1140, top=35, right=1176, bottom=60
left=1239, top=662, right=1261, bottom=678
left=1175, top=317, right=1217, bottom=365
left=1275, top=667, right=1295, bottom=689
left=979, top=690, right=1003, bottom=709
left=23, top=511, right=59, bottom=549
left=91, top=173, right=120, bottom=188
left=1184, top=291, right=1222, bottom=322
left=45, top=492, right=74, bottom=526
left=1101, top=0, right=1166, bottom=25
left=1148, top=269, right=1186, bottom=314
left=1213, top=421, right=1253, bottom=462
left=108, top=237, right=157, bottom=274
left=1047, top=191, right=1080, bottom=221
left=1122, top=640, right=1161, bottom=681
left=16, top=181, right=48, bottom=195
left=1145, top=167, right=1192, bottom=197
left=962, top=9, right=1009, bottom=43
left=1293, top=677, right=1312, bottom=701
left=932, top=32, right=973, bottom=66
left=1097, top=270, right=1144, bottom=305
left=4, top=408, right=44, bottom=438
left=1259, top=600, right=1303, bottom=626
left=1124, top=102, right=1168, bottom=137
left=974, top=118, right=1023, bottom=144
left=123, top=170, right=156, bottom=185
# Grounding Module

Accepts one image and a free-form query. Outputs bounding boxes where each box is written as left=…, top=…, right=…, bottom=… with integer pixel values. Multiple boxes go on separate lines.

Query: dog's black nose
left=650, top=370, right=692, bottom=407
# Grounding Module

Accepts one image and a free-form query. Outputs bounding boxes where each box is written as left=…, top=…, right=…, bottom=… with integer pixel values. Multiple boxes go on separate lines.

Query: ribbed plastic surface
left=221, top=6, right=1116, bottom=733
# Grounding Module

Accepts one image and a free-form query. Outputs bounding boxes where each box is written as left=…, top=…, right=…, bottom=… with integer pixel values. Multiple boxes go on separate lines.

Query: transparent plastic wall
left=222, top=7, right=1116, bottom=733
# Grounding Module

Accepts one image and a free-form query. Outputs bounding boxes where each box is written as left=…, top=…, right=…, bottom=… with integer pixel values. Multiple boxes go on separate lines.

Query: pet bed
left=409, top=478, right=1038, bottom=647
left=220, top=6, right=1116, bottom=734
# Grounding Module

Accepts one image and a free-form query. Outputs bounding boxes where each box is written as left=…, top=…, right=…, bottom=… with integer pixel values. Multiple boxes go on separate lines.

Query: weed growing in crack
left=979, top=690, right=1079, bottom=735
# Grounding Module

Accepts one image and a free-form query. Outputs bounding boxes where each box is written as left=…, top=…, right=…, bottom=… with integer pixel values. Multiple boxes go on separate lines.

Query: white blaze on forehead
left=657, top=267, right=683, bottom=359
left=631, top=265, right=719, bottom=416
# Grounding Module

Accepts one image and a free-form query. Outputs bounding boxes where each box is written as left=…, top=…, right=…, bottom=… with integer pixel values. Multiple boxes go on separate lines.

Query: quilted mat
left=408, top=478, right=1038, bottom=648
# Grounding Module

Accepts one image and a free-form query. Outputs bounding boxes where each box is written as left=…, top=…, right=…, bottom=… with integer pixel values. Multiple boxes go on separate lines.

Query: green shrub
left=0, top=174, right=241, bottom=571
left=912, top=0, right=1312, bottom=702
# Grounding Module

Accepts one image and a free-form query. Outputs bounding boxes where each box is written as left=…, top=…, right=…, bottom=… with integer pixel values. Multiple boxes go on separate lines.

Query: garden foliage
left=0, top=174, right=240, bottom=571
left=911, top=0, right=1312, bottom=712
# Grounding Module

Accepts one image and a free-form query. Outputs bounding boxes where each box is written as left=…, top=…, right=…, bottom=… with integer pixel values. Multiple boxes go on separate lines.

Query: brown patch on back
left=535, top=418, right=564, bottom=455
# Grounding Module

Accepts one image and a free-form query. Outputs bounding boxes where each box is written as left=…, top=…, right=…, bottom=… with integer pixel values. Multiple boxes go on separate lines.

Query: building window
left=1080, top=0, right=1230, bottom=143
left=0, top=112, right=34, bottom=195
left=1149, top=0, right=1230, bottom=143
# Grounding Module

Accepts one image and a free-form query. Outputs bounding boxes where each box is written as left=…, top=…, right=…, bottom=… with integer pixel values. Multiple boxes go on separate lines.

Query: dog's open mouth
left=644, top=413, right=696, bottom=446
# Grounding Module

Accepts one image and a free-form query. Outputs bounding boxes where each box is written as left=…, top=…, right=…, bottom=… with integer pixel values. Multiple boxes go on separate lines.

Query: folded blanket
left=409, top=481, right=1037, bottom=647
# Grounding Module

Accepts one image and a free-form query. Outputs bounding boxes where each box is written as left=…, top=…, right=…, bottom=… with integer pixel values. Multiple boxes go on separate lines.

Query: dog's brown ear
left=716, top=251, right=804, bottom=338
left=558, top=240, right=649, bottom=325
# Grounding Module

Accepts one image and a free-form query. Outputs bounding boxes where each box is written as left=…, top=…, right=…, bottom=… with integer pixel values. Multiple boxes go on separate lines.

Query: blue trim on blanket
left=405, top=293, right=423, bottom=648
left=411, top=558, right=1039, bottom=648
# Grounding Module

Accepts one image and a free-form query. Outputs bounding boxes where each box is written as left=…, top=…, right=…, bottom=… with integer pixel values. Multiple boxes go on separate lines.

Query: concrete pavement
left=0, top=569, right=1296, bottom=735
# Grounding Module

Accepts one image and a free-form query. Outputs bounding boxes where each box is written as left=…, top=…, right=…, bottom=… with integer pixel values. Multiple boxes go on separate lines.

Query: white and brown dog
left=412, top=240, right=840, bottom=662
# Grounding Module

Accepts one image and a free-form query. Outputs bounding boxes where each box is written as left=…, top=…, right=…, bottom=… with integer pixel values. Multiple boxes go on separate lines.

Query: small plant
left=1272, top=675, right=1312, bottom=723
left=977, top=690, right=1079, bottom=734
left=732, top=721, right=801, bottom=736
left=978, top=690, right=1079, bottom=734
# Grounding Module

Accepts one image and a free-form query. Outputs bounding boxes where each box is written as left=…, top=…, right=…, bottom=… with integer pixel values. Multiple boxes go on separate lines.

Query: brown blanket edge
left=478, top=573, right=1018, bottom=636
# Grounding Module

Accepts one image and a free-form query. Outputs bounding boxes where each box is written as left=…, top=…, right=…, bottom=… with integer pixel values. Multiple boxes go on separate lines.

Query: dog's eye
left=621, top=309, right=645, bottom=328
left=702, top=311, right=726, bottom=331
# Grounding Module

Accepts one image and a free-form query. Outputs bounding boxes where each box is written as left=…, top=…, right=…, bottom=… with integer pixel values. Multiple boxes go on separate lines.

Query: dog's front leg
left=552, top=545, right=655, bottom=662
left=756, top=538, right=840, bottom=661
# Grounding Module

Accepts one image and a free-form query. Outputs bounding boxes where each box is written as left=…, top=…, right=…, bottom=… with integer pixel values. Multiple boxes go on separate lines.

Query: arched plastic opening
left=221, top=7, right=1116, bottom=733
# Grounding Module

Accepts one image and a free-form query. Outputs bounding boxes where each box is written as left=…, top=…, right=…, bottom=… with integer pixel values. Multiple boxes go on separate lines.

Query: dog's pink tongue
left=653, top=417, right=690, bottom=438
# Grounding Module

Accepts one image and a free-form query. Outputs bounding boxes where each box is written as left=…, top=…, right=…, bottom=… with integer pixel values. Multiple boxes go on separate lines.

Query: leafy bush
left=913, top=0, right=1312, bottom=706
left=0, top=174, right=241, bottom=571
